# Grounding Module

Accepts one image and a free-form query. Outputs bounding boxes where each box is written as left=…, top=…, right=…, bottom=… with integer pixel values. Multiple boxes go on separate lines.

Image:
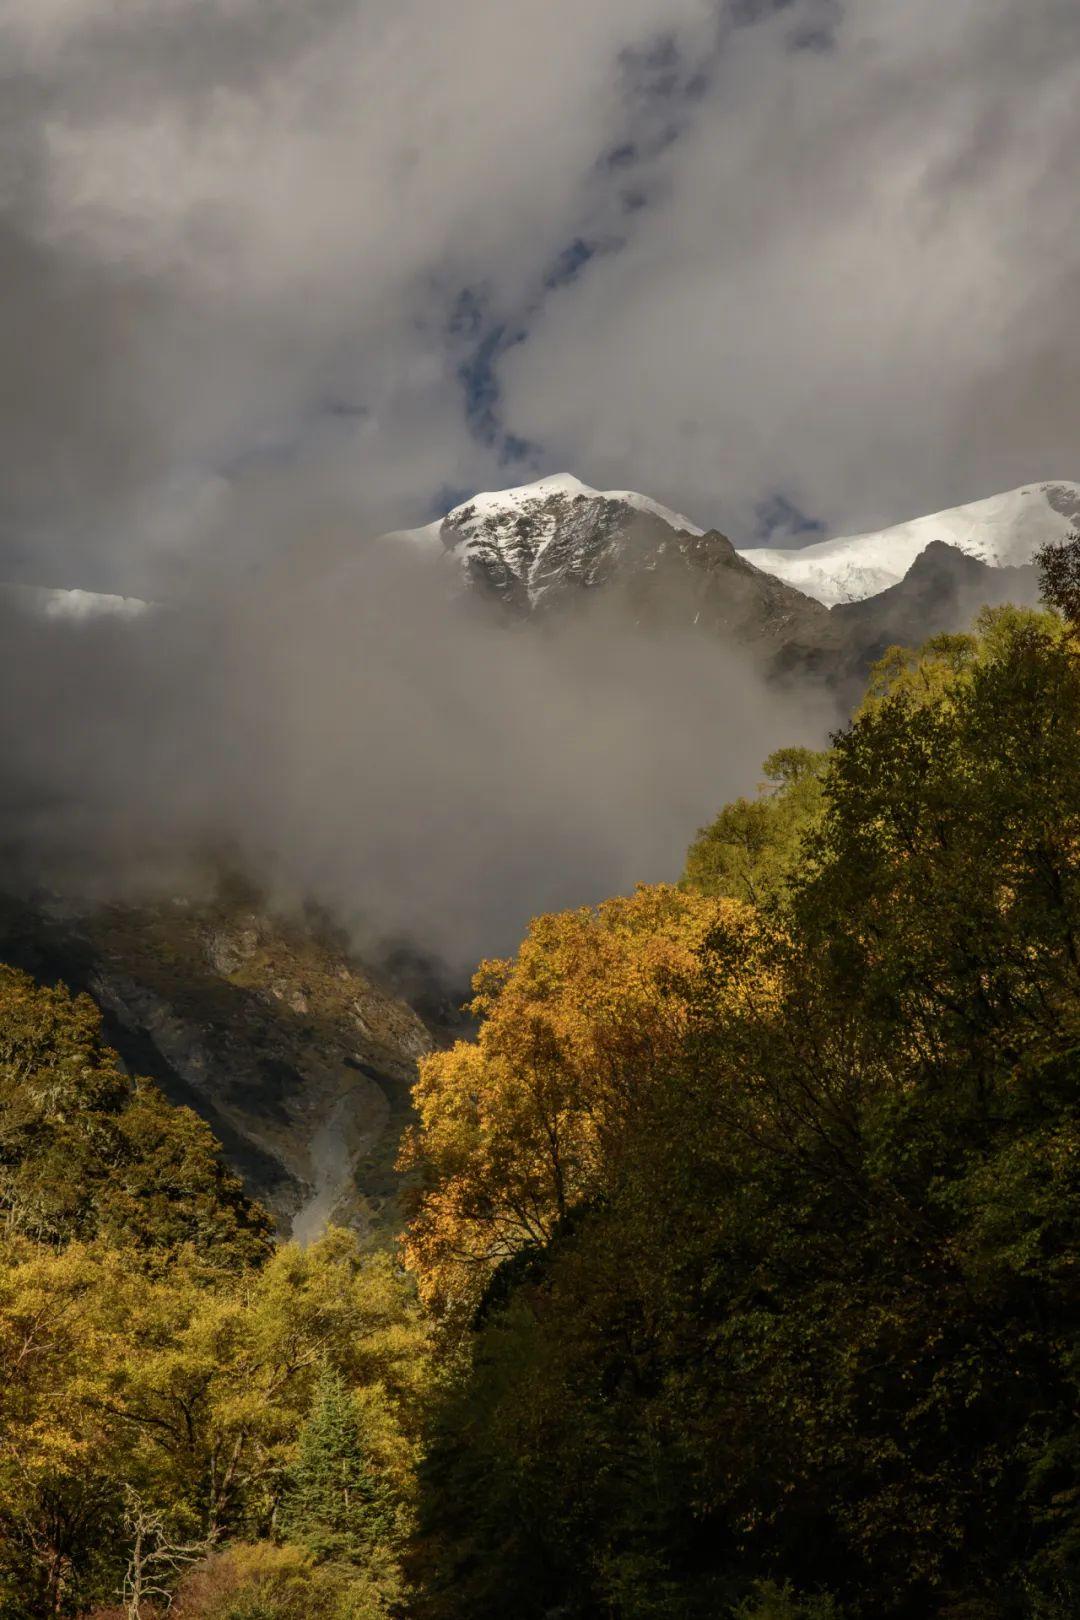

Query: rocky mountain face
left=0, top=888, right=453, bottom=1244
left=392, top=473, right=1072, bottom=684
left=830, top=542, right=1042, bottom=668
left=396, top=473, right=706, bottom=609
left=396, top=474, right=832, bottom=656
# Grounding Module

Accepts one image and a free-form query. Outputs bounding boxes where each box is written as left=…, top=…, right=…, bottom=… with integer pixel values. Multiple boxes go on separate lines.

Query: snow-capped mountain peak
left=445, top=474, right=704, bottom=543
left=738, top=481, right=1080, bottom=607
left=388, top=474, right=705, bottom=609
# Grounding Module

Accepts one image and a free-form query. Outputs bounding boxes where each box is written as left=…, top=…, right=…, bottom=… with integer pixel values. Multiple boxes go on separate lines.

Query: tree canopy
left=682, top=745, right=828, bottom=906
left=0, top=964, right=272, bottom=1270
left=404, top=595, right=1080, bottom=1620
left=0, top=970, right=427, bottom=1619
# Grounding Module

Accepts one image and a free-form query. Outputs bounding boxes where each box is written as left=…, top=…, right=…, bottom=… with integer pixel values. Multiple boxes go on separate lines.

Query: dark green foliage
left=171, top=1542, right=367, bottom=1619
left=733, top=1584, right=844, bottom=1620
left=1036, top=530, right=1080, bottom=622
left=412, top=596, right=1080, bottom=1619
left=282, top=1366, right=395, bottom=1564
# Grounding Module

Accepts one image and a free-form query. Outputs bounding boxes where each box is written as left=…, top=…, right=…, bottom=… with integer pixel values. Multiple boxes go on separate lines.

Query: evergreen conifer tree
left=282, top=1364, right=394, bottom=1565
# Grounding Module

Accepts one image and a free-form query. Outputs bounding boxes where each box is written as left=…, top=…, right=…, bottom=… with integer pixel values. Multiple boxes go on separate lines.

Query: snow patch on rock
left=0, top=583, right=152, bottom=621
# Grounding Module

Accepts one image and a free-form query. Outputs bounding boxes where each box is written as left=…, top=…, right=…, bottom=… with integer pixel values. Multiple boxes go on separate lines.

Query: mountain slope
left=740, top=481, right=1080, bottom=606
left=387, top=474, right=1078, bottom=658
left=0, top=890, right=446, bottom=1243
left=390, top=473, right=829, bottom=652
left=831, top=542, right=1042, bottom=667
left=392, top=473, right=704, bottom=607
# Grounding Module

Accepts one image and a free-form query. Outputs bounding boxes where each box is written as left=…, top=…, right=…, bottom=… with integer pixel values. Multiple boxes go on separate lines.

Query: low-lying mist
left=0, top=527, right=836, bottom=978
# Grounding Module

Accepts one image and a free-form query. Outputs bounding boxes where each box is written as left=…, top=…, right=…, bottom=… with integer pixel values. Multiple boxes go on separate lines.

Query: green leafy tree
left=1036, top=529, right=1080, bottom=622
left=732, top=1584, right=843, bottom=1620
left=170, top=1542, right=361, bottom=1619
left=682, top=746, right=828, bottom=906
left=0, top=964, right=272, bottom=1270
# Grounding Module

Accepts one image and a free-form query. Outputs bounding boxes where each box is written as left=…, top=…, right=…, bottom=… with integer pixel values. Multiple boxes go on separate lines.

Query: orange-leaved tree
left=400, top=884, right=762, bottom=1323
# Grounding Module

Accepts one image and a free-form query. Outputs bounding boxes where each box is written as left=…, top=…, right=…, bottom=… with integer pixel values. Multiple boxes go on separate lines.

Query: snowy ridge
left=380, top=474, right=1080, bottom=622
left=0, top=584, right=152, bottom=621
left=738, top=482, right=1080, bottom=607
left=447, top=474, right=704, bottom=541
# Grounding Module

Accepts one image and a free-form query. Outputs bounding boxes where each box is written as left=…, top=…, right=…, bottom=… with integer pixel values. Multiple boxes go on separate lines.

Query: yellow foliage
left=400, top=884, right=760, bottom=1320
left=0, top=1229, right=430, bottom=1602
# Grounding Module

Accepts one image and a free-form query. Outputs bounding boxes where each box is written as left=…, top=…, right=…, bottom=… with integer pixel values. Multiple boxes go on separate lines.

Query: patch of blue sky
left=750, top=493, right=827, bottom=544
left=451, top=8, right=836, bottom=462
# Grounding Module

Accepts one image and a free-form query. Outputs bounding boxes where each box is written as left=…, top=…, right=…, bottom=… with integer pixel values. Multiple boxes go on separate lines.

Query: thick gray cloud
left=5, top=0, right=1075, bottom=594
left=501, top=0, right=1080, bottom=538
left=0, top=0, right=711, bottom=588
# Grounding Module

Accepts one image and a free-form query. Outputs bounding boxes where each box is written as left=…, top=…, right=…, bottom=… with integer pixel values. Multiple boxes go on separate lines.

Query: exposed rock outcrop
left=0, top=889, right=446, bottom=1243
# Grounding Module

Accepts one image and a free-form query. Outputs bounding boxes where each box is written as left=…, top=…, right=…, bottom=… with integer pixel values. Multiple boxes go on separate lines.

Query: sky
left=2, top=0, right=1079, bottom=595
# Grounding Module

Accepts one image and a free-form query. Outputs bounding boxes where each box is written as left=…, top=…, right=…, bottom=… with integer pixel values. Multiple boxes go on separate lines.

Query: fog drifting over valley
left=1, top=0, right=1077, bottom=970
left=0, top=537, right=832, bottom=972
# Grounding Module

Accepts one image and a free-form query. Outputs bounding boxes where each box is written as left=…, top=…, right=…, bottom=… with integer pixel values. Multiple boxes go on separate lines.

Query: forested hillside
left=0, top=968, right=430, bottom=1618
left=3, top=543, right=1080, bottom=1617
left=404, top=547, right=1080, bottom=1619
